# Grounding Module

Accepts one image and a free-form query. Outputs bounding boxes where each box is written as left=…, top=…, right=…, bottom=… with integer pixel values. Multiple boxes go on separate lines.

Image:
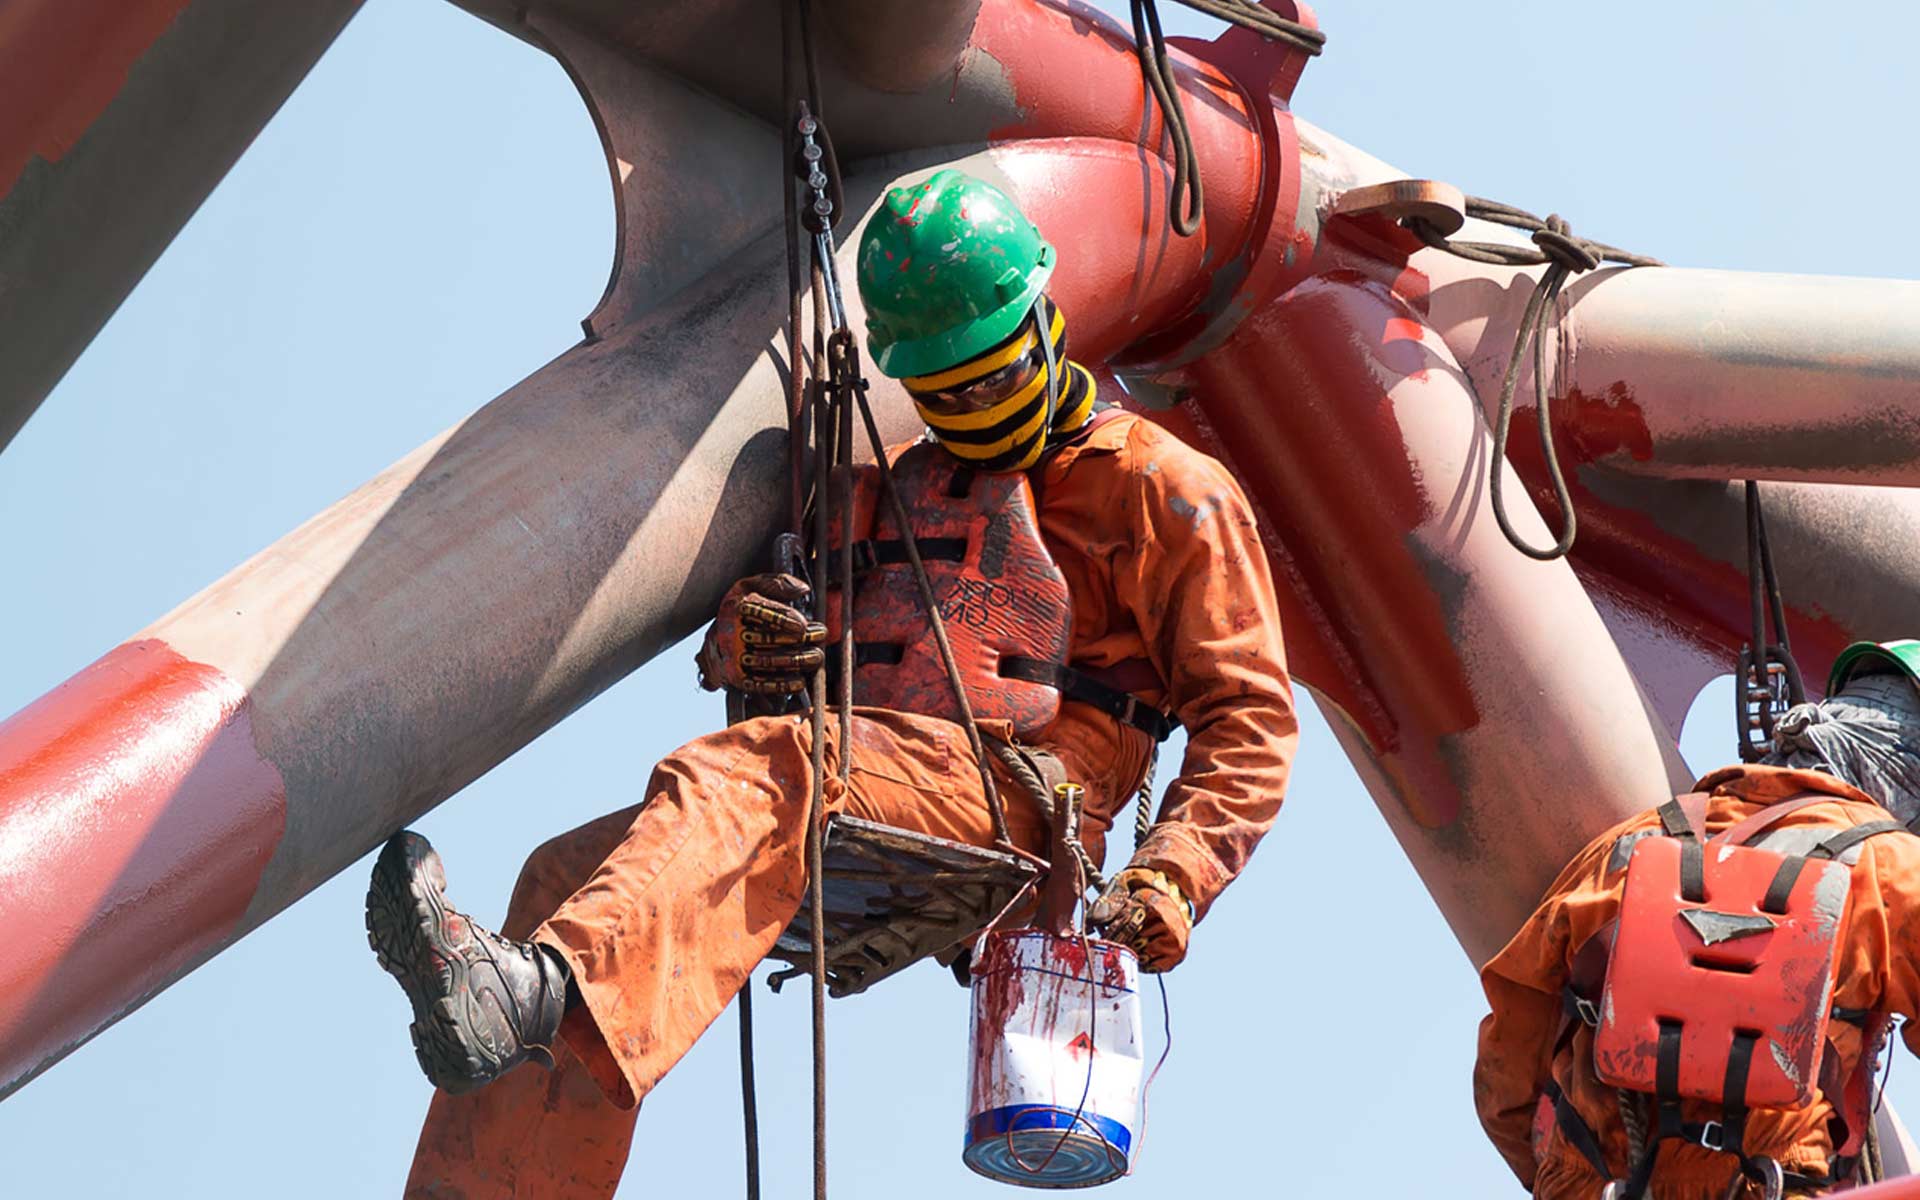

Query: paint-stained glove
left=1087, top=866, right=1194, bottom=973
left=695, top=573, right=827, bottom=696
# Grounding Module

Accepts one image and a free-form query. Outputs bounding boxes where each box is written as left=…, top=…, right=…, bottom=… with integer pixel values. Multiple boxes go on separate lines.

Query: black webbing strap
left=1658, top=799, right=1707, bottom=902
left=1561, top=984, right=1601, bottom=1038
left=1760, top=818, right=1907, bottom=914
left=1762, top=854, right=1809, bottom=915
left=1658, top=798, right=1701, bottom=839
left=845, top=537, right=966, bottom=573
left=1607, top=1023, right=1692, bottom=1199
left=1813, top=819, right=1910, bottom=861
left=1655, top=1022, right=1685, bottom=1138
left=1680, top=840, right=1706, bottom=904
left=1543, top=1078, right=1616, bottom=1184
left=1000, top=655, right=1178, bottom=741
left=1720, top=1032, right=1757, bottom=1158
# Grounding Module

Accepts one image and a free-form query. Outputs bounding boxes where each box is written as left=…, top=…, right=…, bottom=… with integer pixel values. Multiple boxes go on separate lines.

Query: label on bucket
left=963, top=930, right=1143, bottom=1188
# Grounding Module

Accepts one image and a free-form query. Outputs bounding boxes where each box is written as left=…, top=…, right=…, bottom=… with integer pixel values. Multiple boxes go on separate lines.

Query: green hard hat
left=857, top=169, right=1056, bottom=379
left=1827, top=639, right=1920, bottom=694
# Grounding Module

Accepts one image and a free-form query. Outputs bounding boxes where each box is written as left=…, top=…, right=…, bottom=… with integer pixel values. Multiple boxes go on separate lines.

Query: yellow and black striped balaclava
left=900, top=296, right=1096, bottom=473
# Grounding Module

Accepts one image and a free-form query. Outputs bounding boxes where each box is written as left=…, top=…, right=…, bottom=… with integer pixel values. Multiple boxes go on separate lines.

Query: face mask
left=902, top=299, right=1094, bottom=473
left=1764, top=672, right=1920, bottom=825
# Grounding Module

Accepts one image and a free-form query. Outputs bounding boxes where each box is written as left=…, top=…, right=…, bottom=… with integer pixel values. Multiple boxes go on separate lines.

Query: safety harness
left=825, top=415, right=1177, bottom=743
left=1547, top=793, right=1909, bottom=1198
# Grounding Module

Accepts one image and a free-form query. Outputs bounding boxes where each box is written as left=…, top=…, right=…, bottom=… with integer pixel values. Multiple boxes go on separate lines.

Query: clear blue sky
left=4, top=2, right=1920, bottom=1196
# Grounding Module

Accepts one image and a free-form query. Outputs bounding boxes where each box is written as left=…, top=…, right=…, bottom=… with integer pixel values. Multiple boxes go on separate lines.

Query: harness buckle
left=1696, top=1120, right=1725, bottom=1153
left=1574, top=996, right=1601, bottom=1027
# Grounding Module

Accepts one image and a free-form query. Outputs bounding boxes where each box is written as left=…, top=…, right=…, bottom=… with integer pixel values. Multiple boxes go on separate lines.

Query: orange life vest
left=822, top=437, right=1174, bottom=742
left=1549, top=794, right=1910, bottom=1198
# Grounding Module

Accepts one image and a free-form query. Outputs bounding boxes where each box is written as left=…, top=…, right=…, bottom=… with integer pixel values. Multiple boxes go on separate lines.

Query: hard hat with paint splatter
left=856, top=168, right=1055, bottom=379
left=1828, top=639, right=1920, bottom=695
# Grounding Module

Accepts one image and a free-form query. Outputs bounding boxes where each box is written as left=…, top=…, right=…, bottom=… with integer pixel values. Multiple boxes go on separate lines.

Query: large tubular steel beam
left=0, top=0, right=363, bottom=455
left=1556, top=269, right=1920, bottom=487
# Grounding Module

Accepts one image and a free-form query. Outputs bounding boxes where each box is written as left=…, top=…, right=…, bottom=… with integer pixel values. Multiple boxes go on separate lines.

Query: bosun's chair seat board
left=766, top=815, right=1040, bottom=997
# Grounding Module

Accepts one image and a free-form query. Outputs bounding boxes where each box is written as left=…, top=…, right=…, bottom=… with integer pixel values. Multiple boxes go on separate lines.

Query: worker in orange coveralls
left=1475, top=640, right=1920, bottom=1200
left=364, top=168, right=1298, bottom=1198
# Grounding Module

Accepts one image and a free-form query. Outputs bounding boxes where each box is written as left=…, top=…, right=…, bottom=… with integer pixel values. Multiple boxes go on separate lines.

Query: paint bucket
left=963, top=928, right=1143, bottom=1188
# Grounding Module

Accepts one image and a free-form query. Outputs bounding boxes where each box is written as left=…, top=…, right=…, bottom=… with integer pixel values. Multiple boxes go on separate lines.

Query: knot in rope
left=1406, top=195, right=1661, bottom=561
left=1532, top=214, right=1601, bottom=274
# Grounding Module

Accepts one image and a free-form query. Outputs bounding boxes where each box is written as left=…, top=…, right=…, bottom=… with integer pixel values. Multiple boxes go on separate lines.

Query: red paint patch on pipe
left=0, top=0, right=192, bottom=197
left=1188, top=275, right=1487, bottom=826
left=1504, top=406, right=1855, bottom=679
left=1562, top=382, right=1655, bottom=464
left=0, top=639, right=285, bottom=1092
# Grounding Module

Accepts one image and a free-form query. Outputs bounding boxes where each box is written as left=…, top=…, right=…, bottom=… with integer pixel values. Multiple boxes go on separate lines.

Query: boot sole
left=365, top=831, right=499, bottom=1094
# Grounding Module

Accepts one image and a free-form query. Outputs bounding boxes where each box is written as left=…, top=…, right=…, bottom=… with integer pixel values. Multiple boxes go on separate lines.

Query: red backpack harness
left=1546, top=793, right=1909, bottom=1198
left=824, top=429, right=1175, bottom=743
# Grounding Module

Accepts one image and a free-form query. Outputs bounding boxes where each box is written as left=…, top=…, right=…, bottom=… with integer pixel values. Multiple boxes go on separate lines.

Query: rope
left=1405, top=199, right=1661, bottom=562
left=737, top=983, right=761, bottom=1200
left=986, top=737, right=1106, bottom=893
left=1734, top=481, right=1805, bottom=762
left=1133, top=746, right=1157, bottom=850
left=780, top=6, right=835, bottom=1197
left=1617, top=1087, right=1648, bottom=1176
left=1129, top=0, right=1324, bottom=239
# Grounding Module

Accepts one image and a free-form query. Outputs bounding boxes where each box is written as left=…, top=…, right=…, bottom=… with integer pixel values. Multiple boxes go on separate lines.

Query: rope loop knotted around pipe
left=1131, top=0, right=1325, bottom=239
left=1405, top=199, right=1662, bottom=561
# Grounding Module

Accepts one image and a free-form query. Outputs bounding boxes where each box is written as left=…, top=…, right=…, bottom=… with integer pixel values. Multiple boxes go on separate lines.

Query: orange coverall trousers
left=403, top=705, right=1145, bottom=1199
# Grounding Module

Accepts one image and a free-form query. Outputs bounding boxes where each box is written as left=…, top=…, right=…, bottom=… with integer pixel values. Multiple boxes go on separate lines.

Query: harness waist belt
left=1000, top=655, right=1177, bottom=742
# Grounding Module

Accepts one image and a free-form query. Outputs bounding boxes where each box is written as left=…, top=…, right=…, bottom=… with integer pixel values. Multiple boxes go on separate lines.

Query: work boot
left=365, top=830, right=570, bottom=1094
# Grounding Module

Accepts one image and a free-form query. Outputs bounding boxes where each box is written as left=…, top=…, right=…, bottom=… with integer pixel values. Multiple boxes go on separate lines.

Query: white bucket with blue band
left=963, top=929, right=1142, bottom=1188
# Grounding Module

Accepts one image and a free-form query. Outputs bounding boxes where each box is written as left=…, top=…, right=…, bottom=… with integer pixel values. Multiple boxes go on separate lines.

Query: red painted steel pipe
left=1415, top=256, right=1920, bottom=488
left=1180, top=274, right=1687, bottom=962
left=0, top=9, right=811, bottom=1096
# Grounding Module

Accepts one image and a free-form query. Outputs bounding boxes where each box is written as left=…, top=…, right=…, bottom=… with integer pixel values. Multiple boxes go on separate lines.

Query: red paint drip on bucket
left=965, top=929, right=1143, bottom=1188
left=0, top=639, right=286, bottom=1092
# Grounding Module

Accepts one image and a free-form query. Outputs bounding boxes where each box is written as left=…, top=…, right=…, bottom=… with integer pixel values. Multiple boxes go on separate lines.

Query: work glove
left=1087, top=866, right=1193, bottom=973
left=695, top=573, right=827, bottom=696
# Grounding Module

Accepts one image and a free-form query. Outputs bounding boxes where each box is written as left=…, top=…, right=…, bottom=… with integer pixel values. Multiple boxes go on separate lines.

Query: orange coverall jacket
left=405, top=409, right=1299, bottom=1198
left=1474, top=764, right=1920, bottom=1199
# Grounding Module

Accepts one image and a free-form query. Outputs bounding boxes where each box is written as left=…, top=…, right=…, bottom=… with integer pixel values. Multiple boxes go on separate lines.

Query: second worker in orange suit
left=1476, top=640, right=1920, bottom=1199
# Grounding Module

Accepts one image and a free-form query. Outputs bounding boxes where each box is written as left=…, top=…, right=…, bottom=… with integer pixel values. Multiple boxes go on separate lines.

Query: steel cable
left=1131, top=1, right=1324, bottom=239
left=1405, top=200, right=1661, bottom=561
